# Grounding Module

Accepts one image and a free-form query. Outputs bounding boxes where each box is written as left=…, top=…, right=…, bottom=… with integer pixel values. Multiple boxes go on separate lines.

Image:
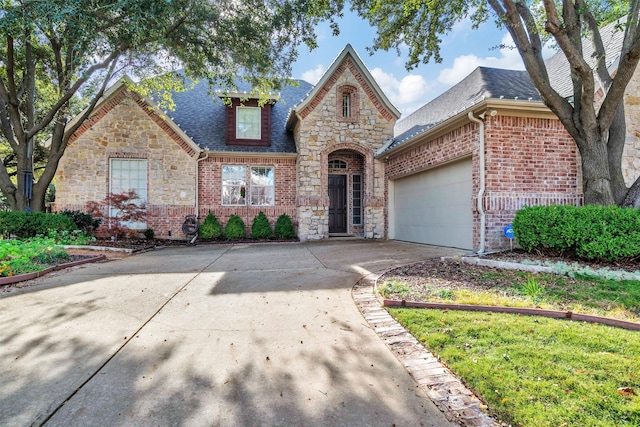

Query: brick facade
left=385, top=109, right=582, bottom=251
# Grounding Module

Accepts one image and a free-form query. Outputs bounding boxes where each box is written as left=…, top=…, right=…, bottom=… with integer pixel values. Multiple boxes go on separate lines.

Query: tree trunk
left=579, top=137, right=616, bottom=205
left=607, top=102, right=628, bottom=204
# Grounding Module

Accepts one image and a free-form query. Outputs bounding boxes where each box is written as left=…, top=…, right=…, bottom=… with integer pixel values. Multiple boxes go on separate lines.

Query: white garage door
left=393, top=158, right=473, bottom=249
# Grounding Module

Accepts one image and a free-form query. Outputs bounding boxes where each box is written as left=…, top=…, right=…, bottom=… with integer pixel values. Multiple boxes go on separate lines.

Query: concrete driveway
left=1, top=240, right=465, bottom=427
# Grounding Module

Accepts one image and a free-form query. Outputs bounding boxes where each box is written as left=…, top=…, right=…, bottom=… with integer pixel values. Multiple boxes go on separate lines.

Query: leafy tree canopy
left=0, top=0, right=340, bottom=211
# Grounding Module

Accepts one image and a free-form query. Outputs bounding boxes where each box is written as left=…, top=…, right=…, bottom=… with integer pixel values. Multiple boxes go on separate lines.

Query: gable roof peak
left=286, top=44, right=400, bottom=129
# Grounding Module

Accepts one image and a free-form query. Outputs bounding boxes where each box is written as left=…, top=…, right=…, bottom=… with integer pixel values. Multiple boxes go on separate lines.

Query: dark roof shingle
left=166, top=78, right=313, bottom=153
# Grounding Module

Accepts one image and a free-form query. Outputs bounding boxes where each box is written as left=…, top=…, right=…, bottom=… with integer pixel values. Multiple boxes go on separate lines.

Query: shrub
left=0, top=211, right=75, bottom=238
left=199, top=211, right=223, bottom=240
left=251, top=211, right=272, bottom=239
left=58, top=210, right=102, bottom=235
left=225, top=214, right=245, bottom=240
left=274, top=213, right=296, bottom=239
left=144, top=228, right=155, bottom=240
left=513, top=205, right=640, bottom=261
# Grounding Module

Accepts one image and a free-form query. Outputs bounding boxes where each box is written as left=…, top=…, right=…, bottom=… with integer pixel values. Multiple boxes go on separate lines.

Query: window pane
left=342, top=94, right=350, bottom=117
left=352, top=174, right=362, bottom=225
left=222, top=165, right=246, bottom=205
left=236, top=107, right=261, bottom=140
left=110, top=159, right=147, bottom=229
left=250, top=167, right=274, bottom=206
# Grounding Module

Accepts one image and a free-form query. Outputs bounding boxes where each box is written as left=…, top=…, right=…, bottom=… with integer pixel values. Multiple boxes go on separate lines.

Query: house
left=55, top=31, right=640, bottom=251
left=54, top=45, right=400, bottom=241
left=379, top=17, right=640, bottom=252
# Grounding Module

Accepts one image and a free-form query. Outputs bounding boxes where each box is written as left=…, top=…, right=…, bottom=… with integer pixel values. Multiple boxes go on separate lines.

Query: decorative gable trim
left=67, top=81, right=201, bottom=158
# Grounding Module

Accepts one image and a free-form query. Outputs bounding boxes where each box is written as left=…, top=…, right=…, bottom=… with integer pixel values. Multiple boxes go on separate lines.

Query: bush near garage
left=513, top=205, right=640, bottom=261
left=0, top=211, right=75, bottom=238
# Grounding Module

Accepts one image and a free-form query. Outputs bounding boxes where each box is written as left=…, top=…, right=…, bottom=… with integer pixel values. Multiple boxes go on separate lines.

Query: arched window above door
left=328, top=159, right=348, bottom=169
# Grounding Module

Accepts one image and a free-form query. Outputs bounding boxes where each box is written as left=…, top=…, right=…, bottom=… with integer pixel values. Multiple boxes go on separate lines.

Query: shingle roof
left=165, top=78, right=313, bottom=153
left=389, top=67, right=541, bottom=150
left=546, top=18, right=625, bottom=98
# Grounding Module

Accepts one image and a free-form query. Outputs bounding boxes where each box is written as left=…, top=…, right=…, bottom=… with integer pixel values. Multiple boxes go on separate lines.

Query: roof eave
left=378, top=98, right=554, bottom=159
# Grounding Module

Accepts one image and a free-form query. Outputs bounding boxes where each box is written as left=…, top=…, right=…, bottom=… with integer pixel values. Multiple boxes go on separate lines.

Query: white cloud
left=437, top=33, right=525, bottom=86
left=371, top=68, right=432, bottom=114
left=300, top=64, right=326, bottom=85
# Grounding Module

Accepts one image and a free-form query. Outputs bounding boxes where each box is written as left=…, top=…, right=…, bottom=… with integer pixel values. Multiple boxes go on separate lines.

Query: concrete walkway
left=1, top=240, right=465, bottom=427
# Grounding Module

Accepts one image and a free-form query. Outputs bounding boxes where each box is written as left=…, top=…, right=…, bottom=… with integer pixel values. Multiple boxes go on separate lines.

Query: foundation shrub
left=274, top=213, right=296, bottom=239
left=199, top=211, right=223, bottom=240
left=251, top=211, right=272, bottom=239
left=0, top=211, right=75, bottom=238
left=225, top=214, right=245, bottom=240
left=58, top=210, right=102, bottom=235
left=513, top=205, right=640, bottom=261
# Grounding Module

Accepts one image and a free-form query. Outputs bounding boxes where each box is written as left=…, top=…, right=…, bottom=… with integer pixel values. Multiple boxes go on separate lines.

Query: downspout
left=468, top=112, right=486, bottom=254
left=195, top=152, right=208, bottom=220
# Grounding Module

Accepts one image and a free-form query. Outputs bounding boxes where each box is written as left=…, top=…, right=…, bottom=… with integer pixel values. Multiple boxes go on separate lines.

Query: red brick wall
left=197, top=155, right=298, bottom=237
left=385, top=115, right=583, bottom=250
left=482, top=115, right=582, bottom=249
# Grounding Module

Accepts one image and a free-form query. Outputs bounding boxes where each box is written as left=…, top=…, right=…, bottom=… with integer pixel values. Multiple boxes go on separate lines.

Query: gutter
left=195, top=152, right=209, bottom=219
left=468, top=112, right=486, bottom=254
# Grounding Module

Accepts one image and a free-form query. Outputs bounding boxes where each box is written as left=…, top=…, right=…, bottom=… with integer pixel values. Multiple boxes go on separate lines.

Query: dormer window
left=236, top=107, right=261, bottom=140
left=336, top=84, right=358, bottom=122
left=224, top=98, right=273, bottom=147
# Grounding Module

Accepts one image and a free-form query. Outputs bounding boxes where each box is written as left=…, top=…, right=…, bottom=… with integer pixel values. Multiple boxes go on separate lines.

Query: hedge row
left=513, top=205, right=640, bottom=261
left=0, top=211, right=76, bottom=238
left=199, top=212, right=296, bottom=241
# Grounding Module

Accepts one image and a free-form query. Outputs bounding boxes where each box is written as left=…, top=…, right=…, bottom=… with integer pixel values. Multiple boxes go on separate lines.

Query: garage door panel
left=394, top=159, right=473, bottom=249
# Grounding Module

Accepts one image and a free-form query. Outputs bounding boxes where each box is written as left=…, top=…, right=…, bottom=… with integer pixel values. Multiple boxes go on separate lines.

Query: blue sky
left=290, top=9, right=529, bottom=117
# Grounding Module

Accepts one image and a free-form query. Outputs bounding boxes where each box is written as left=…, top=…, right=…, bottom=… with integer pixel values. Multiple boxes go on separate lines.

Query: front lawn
left=390, top=308, right=640, bottom=426
left=382, top=259, right=640, bottom=425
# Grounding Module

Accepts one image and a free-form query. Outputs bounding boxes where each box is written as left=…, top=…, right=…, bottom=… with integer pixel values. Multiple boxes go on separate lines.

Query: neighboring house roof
left=546, top=17, right=625, bottom=98
left=166, top=78, right=313, bottom=153
left=286, top=44, right=401, bottom=130
left=389, top=67, right=541, bottom=150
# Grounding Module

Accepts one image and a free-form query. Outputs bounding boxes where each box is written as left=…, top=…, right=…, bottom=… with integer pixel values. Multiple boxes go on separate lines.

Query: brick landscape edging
left=352, top=273, right=497, bottom=427
left=384, top=300, right=640, bottom=331
left=0, top=254, right=106, bottom=286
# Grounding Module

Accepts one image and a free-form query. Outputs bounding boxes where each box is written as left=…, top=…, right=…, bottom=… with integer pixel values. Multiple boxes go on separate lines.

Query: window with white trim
left=236, top=107, right=261, bottom=140
left=109, top=158, right=147, bottom=229
left=250, top=167, right=274, bottom=206
left=222, top=165, right=246, bottom=205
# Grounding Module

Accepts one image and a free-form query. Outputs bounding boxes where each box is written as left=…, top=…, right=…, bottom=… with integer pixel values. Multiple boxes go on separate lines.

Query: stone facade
left=291, top=56, right=396, bottom=241
left=55, top=89, right=199, bottom=238
left=623, top=67, right=640, bottom=186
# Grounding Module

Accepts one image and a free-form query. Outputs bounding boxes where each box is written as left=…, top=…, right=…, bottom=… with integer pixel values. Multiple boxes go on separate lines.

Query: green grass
left=380, top=270, right=640, bottom=321
left=390, top=308, right=640, bottom=426
left=0, top=237, right=70, bottom=277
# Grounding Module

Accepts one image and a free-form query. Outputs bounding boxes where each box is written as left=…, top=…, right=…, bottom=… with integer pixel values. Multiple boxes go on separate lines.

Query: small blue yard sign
left=503, top=224, right=515, bottom=239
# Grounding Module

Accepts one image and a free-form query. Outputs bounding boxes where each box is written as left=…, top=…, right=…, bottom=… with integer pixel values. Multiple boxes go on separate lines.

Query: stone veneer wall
left=623, top=67, right=640, bottom=186
left=197, top=155, right=297, bottom=236
left=54, top=92, right=198, bottom=239
left=293, top=57, right=395, bottom=241
left=385, top=115, right=582, bottom=251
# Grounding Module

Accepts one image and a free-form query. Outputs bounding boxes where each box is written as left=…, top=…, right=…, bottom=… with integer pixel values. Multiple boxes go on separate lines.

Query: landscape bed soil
left=379, top=249, right=640, bottom=317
